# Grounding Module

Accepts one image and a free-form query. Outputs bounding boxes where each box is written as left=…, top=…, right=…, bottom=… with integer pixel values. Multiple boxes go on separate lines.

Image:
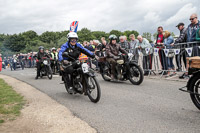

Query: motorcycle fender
left=85, top=72, right=95, bottom=77
left=129, top=61, right=138, bottom=67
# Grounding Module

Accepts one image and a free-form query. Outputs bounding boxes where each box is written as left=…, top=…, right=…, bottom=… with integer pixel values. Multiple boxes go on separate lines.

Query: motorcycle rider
left=50, top=47, right=59, bottom=73
left=35, top=46, right=49, bottom=79
left=106, top=34, right=128, bottom=80
left=58, top=32, right=95, bottom=91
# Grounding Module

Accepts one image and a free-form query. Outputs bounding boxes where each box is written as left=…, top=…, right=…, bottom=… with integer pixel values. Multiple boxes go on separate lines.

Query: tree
left=39, top=31, right=60, bottom=44
left=109, top=30, right=123, bottom=38
left=77, top=28, right=95, bottom=43
left=1, top=28, right=140, bottom=54
left=92, top=31, right=108, bottom=41
left=22, top=30, right=38, bottom=40
left=3, top=34, right=26, bottom=52
left=153, top=33, right=157, bottom=41
left=142, top=32, right=152, bottom=42
left=170, top=32, right=175, bottom=38
left=123, top=30, right=139, bottom=41
left=57, top=36, right=67, bottom=47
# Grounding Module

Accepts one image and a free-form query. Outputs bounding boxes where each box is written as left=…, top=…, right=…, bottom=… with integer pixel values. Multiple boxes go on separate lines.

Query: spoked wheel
left=129, top=64, right=143, bottom=85
left=64, top=83, right=74, bottom=95
left=87, top=76, right=101, bottom=103
left=189, top=75, right=200, bottom=110
left=47, top=66, right=53, bottom=80
left=101, top=66, right=111, bottom=81
left=40, top=71, right=43, bottom=78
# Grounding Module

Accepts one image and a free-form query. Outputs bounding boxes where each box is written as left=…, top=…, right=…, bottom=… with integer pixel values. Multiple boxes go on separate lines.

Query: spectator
left=187, top=13, right=200, bottom=42
left=196, top=28, right=200, bottom=41
left=83, top=41, right=87, bottom=47
left=57, top=48, right=61, bottom=53
left=173, top=22, right=188, bottom=78
left=155, top=26, right=168, bottom=75
left=136, top=35, right=153, bottom=76
left=85, top=42, right=94, bottom=52
left=129, top=34, right=139, bottom=63
left=90, top=40, right=96, bottom=50
left=187, top=13, right=200, bottom=56
left=93, top=40, right=105, bottom=57
left=102, top=40, right=107, bottom=48
left=163, top=31, right=175, bottom=77
left=119, top=36, right=129, bottom=50
left=101, top=37, right=105, bottom=43
left=124, top=36, right=127, bottom=41
left=28, top=53, right=32, bottom=68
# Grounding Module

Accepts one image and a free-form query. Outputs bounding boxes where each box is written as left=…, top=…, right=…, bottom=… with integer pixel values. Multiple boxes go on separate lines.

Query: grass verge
left=0, top=78, right=25, bottom=124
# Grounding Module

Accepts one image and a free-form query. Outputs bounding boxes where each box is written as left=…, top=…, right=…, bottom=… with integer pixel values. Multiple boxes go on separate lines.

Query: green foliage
left=123, top=30, right=139, bottom=41
left=0, top=28, right=140, bottom=55
left=142, top=32, right=152, bottom=42
left=3, top=34, right=26, bottom=52
left=77, top=28, right=95, bottom=42
left=92, top=31, right=108, bottom=41
left=170, top=32, right=175, bottom=38
left=109, top=30, right=122, bottom=38
left=153, top=33, right=157, bottom=40
left=57, top=36, right=68, bottom=47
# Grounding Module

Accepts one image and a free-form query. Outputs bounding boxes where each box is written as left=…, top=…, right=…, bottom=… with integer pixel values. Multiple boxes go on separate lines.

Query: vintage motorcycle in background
left=98, top=52, right=144, bottom=85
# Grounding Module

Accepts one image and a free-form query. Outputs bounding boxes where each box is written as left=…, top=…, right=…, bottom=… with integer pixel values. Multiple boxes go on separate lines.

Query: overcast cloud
left=0, top=0, right=199, bottom=35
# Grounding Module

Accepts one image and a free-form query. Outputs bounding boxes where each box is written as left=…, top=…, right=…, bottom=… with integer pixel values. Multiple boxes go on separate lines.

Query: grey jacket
left=129, top=40, right=139, bottom=56
left=136, top=38, right=153, bottom=56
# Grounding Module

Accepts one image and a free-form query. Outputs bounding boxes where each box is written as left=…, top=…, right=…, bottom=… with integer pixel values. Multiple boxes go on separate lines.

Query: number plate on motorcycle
left=43, top=60, right=48, bottom=65
left=82, top=63, right=89, bottom=73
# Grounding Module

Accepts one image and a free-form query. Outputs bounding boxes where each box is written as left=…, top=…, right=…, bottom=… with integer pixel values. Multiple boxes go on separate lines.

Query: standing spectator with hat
left=173, top=22, right=188, bottom=74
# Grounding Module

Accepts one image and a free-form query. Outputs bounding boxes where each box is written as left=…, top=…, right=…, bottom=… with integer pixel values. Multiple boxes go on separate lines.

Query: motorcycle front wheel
left=87, top=76, right=101, bottom=103
left=47, top=66, right=53, bottom=80
left=188, top=74, right=200, bottom=110
left=129, top=64, right=144, bottom=85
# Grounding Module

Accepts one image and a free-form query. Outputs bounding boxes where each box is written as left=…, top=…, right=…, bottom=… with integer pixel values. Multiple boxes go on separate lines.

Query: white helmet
left=51, top=47, right=56, bottom=51
left=67, top=32, right=78, bottom=40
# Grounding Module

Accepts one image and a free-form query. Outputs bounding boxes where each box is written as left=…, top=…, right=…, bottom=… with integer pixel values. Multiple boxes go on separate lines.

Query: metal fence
left=134, top=42, right=200, bottom=77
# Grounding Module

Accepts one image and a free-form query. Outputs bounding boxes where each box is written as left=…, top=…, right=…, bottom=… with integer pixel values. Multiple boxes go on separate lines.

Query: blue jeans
left=167, top=57, right=174, bottom=69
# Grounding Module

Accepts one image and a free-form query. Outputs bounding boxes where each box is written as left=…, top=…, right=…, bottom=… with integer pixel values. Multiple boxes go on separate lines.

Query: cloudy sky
left=0, top=0, right=199, bottom=35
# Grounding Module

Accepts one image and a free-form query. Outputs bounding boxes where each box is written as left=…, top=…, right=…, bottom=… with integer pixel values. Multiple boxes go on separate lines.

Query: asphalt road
left=1, top=68, right=200, bottom=133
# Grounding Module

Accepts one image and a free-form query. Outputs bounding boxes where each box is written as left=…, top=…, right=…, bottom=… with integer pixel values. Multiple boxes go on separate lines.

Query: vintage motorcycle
left=98, top=53, right=144, bottom=85
left=39, top=57, right=53, bottom=80
left=179, top=57, right=200, bottom=110
left=60, top=52, right=101, bottom=103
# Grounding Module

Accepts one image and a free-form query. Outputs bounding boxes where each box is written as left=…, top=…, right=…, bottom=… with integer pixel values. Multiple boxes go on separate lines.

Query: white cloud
left=0, top=0, right=199, bottom=35
left=165, top=3, right=197, bottom=25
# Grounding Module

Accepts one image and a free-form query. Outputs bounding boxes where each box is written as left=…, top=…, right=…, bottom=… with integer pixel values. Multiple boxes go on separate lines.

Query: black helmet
left=39, top=46, right=44, bottom=50
left=109, top=34, right=117, bottom=40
